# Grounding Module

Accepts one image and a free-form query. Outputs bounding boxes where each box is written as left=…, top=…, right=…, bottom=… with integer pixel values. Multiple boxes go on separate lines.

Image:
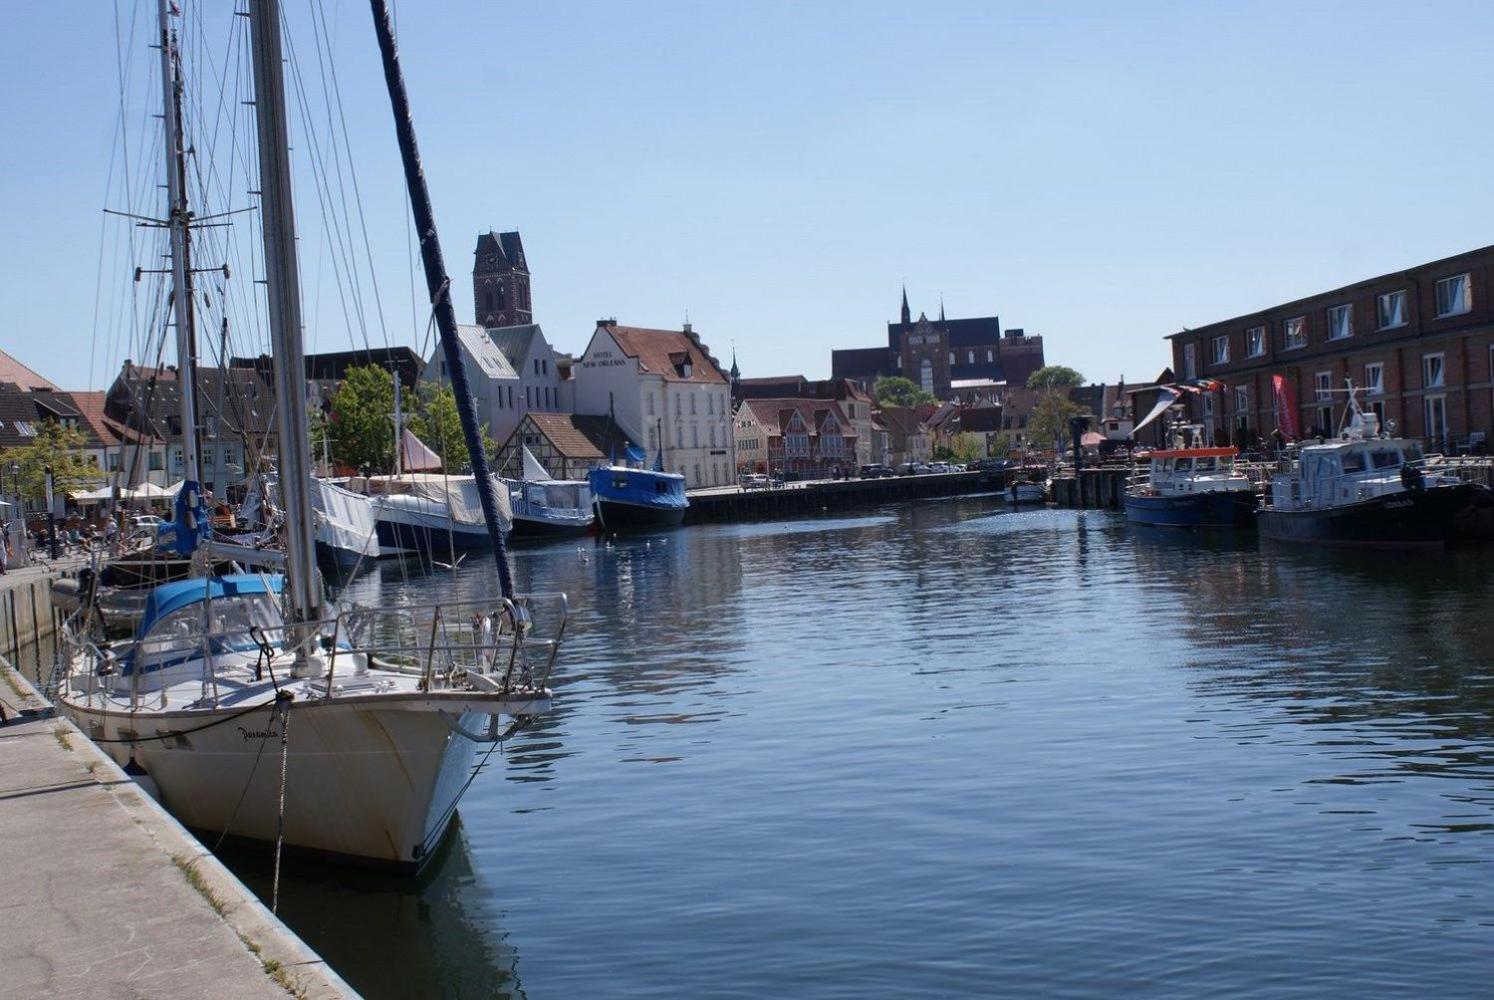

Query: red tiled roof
left=601, top=324, right=727, bottom=384
left=0, top=350, right=59, bottom=391
left=522, top=412, right=632, bottom=460
left=741, top=398, right=857, bottom=440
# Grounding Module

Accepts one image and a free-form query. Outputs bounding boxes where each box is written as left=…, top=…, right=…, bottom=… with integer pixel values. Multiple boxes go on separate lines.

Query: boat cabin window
left=1154, top=458, right=1173, bottom=475
left=1218, top=456, right=1234, bottom=472
left=655, top=480, right=671, bottom=494
left=1341, top=450, right=1367, bottom=474
left=613, top=474, right=629, bottom=489
left=142, top=595, right=282, bottom=654
left=1173, top=458, right=1193, bottom=472
left=1370, top=448, right=1401, bottom=469
left=1194, top=457, right=1216, bottom=473
left=1404, top=442, right=1424, bottom=463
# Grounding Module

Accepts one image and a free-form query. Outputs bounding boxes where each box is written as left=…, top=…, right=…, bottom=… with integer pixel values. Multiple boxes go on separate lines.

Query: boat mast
left=156, top=0, right=203, bottom=493
left=248, top=0, right=320, bottom=630
left=368, top=0, right=516, bottom=600
left=392, top=366, right=404, bottom=477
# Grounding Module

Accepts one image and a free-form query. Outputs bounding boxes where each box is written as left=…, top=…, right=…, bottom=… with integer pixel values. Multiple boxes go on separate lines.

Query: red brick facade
left=1169, top=245, right=1494, bottom=452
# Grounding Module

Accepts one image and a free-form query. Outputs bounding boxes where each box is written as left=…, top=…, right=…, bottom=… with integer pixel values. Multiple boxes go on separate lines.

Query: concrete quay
left=0, top=659, right=355, bottom=999
left=684, top=470, right=1006, bottom=524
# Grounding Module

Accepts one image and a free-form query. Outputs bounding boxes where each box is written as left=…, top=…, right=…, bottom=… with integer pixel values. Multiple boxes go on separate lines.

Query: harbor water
left=208, top=497, right=1494, bottom=995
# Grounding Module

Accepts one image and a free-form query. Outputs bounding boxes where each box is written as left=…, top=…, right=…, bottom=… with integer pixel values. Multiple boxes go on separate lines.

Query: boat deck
left=0, top=658, right=352, bottom=999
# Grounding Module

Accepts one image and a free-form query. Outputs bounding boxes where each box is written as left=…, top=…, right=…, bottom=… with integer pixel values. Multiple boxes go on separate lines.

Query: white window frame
left=1183, top=342, right=1197, bottom=379
left=1364, top=362, right=1384, bottom=396
left=1315, top=370, right=1333, bottom=401
left=1234, top=385, right=1249, bottom=412
left=1326, top=304, right=1353, bottom=341
left=1422, top=352, right=1445, bottom=389
left=1211, top=335, right=1230, bottom=365
left=1284, top=316, right=1307, bottom=351
left=1245, top=326, right=1265, bottom=358
left=1435, top=274, right=1471, bottom=318
left=1377, top=290, right=1407, bottom=330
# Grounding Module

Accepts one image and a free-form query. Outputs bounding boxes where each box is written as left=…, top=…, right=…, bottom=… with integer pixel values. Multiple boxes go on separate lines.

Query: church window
left=987, top=350, right=993, bottom=363
left=948, top=352, right=955, bottom=365
left=968, top=350, right=975, bottom=364
left=920, top=360, right=934, bottom=395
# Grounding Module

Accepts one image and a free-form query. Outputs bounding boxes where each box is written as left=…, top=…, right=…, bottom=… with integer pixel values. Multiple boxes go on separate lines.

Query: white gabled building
left=423, top=324, right=521, bottom=446
left=573, top=321, right=733, bottom=489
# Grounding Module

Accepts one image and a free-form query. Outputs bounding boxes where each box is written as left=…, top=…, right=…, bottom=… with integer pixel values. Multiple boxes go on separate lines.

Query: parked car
left=899, top=462, right=932, bottom=476
left=928, top=462, right=953, bottom=474
left=739, top=473, right=770, bottom=490
left=859, top=464, right=894, bottom=479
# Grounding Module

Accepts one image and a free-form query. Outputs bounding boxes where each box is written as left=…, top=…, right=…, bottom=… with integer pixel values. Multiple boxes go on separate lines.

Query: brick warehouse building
left=1168, top=245, right=1494, bottom=453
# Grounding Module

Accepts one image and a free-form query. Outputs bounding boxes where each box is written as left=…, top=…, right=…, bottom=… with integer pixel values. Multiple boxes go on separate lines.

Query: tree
left=407, top=383, right=497, bottom=474
left=874, top=375, right=935, bottom=408
left=1026, top=365, right=1085, bottom=391
left=329, top=364, right=395, bottom=473
left=932, top=432, right=985, bottom=463
left=1028, top=391, right=1083, bottom=450
left=0, top=419, right=102, bottom=506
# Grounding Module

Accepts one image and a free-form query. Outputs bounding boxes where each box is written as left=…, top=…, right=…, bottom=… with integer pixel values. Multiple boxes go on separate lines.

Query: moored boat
left=1125, top=444, right=1258, bottom=529
left=1258, top=389, right=1493, bottom=549
left=588, top=465, right=688, bottom=530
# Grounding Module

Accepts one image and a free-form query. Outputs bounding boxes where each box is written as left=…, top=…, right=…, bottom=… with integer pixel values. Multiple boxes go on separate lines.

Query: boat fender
left=1400, top=464, right=1424, bottom=491
left=123, top=754, right=161, bottom=802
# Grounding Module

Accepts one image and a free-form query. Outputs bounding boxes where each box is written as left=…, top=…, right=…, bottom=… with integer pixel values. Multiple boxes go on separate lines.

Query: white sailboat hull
left=59, top=692, right=536, bottom=870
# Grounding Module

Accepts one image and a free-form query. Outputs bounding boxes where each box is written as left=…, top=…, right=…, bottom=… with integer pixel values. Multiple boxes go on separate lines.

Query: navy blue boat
left=588, top=465, right=688, bottom=531
left=1125, top=446, right=1259, bottom=529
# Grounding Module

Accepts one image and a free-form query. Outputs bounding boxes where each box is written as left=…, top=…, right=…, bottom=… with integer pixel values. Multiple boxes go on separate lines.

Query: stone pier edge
left=1, top=656, right=359, bottom=1000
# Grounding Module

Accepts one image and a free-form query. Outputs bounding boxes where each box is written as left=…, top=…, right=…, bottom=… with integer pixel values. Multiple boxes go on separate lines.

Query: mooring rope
left=271, top=693, right=292, bottom=914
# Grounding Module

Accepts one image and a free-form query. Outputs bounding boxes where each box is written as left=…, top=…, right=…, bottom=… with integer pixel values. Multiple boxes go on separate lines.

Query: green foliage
left=1026, top=365, right=1085, bottom=390
left=406, top=383, right=498, bottom=474
left=1029, top=391, right=1083, bottom=449
left=873, top=375, right=935, bottom=408
left=0, top=419, right=101, bottom=504
left=329, top=365, right=394, bottom=473
left=933, top=433, right=985, bottom=463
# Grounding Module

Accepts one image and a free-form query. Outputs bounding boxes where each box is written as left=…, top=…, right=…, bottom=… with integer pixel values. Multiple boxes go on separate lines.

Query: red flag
left=1271, top=374, right=1299, bottom=440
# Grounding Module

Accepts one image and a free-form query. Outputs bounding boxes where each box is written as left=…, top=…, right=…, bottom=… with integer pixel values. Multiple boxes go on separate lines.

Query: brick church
left=473, top=230, right=532, bottom=327
left=832, top=289, right=1045, bottom=399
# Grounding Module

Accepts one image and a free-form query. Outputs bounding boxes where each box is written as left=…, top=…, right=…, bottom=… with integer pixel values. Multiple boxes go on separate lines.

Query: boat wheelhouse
left=1125, top=445, right=1258, bottom=529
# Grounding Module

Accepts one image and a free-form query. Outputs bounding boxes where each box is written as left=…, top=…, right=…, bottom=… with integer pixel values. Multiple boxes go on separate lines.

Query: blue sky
left=4, top=1, right=1494, bottom=391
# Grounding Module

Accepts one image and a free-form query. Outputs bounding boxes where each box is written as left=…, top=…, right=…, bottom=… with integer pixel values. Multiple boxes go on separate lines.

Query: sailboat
left=56, top=0, right=559, bottom=871
left=502, top=446, right=594, bottom=537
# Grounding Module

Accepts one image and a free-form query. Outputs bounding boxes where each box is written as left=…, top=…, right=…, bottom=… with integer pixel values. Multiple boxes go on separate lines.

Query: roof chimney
left=682, top=321, right=692, bottom=335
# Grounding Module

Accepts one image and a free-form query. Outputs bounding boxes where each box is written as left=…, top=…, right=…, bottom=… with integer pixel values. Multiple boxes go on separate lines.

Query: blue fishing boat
left=1125, top=445, right=1258, bottom=529
left=588, top=464, right=688, bottom=530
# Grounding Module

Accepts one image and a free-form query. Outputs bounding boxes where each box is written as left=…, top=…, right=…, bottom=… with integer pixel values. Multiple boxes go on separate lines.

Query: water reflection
left=227, top=820, right=524, bottom=1000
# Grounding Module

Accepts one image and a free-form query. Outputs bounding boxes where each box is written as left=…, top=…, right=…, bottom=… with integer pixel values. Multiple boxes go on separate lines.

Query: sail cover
left=401, top=429, right=443, bottom=472
left=522, top=446, right=553, bottom=482
left=1131, top=387, right=1180, bottom=437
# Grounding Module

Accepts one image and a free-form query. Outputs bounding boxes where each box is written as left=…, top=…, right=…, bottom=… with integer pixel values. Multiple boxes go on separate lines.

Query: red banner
left=1271, top=374, right=1300, bottom=440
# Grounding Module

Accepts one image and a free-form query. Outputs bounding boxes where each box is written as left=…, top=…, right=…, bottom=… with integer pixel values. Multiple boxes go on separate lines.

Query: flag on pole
left=1271, top=374, right=1300, bottom=440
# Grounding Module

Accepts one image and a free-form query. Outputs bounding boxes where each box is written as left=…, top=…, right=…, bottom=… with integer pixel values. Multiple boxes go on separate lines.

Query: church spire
left=939, top=295, right=946, bottom=323
left=900, top=285, right=911, bottom=325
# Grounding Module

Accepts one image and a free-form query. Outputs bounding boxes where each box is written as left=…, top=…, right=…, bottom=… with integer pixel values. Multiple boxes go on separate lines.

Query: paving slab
left=0, top=660, right=355, bottom=999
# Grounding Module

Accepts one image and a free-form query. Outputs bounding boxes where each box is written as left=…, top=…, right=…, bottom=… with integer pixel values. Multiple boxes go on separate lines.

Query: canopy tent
left=1080, top=431, right=1105, bottom=447
left=134, top=482, right=176, bottom=499
left=67, top=486, right=116, bottom=502
left=400, top=429, right=443, bottom=472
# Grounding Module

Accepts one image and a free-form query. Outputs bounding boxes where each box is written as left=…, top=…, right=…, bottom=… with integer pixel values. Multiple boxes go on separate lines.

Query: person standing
left=0, top=519, right=10, bottom=575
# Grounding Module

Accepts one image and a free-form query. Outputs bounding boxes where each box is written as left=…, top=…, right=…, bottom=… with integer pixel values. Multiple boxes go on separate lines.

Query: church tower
left=473, top=230, right=532, bottom=327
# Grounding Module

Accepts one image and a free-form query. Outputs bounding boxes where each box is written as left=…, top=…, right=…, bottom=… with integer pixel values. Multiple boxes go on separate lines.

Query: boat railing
left=323, top=592, right=568, bottom=697
left=61, top=591, right=568, bottom=709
